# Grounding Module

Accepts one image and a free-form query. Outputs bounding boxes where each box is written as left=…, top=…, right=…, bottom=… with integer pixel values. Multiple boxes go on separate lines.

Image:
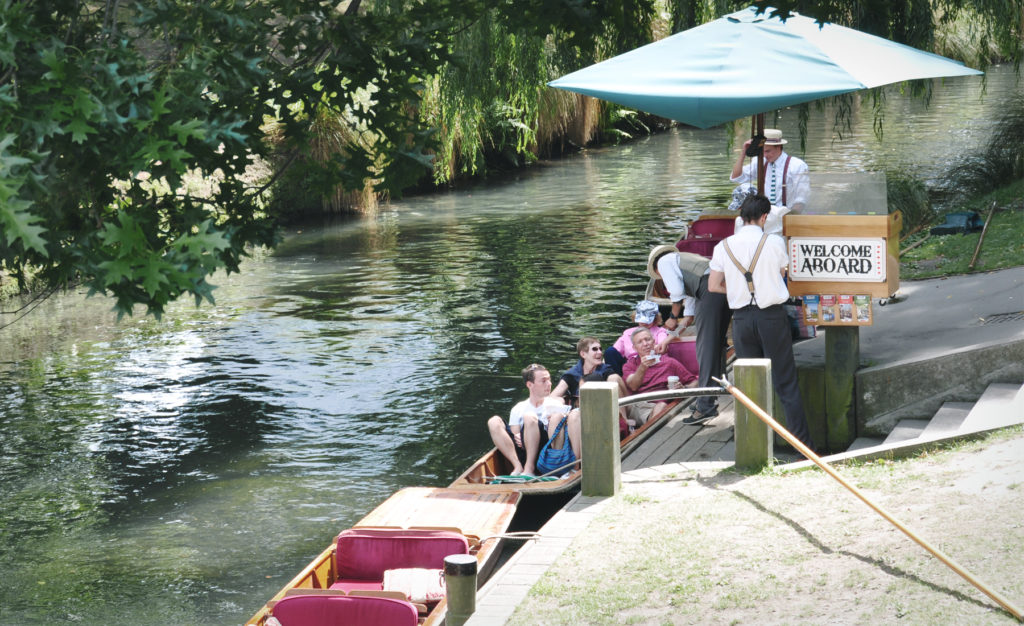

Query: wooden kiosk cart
left=782, top=208, right=901, bottom=452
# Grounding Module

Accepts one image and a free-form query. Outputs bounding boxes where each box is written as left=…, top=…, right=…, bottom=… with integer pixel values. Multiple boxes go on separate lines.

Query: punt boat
left=447, top=388, right=692, bottom=494
left=246, top=487, right=519, bottom=625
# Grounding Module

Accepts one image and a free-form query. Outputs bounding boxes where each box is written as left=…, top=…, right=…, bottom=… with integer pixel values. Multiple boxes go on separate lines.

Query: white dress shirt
left=731, top=151, right=810, bottom=209
left=709, top=225, right=791, bottom=310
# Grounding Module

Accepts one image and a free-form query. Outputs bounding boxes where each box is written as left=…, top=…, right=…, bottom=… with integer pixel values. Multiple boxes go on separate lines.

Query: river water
left=0, top=66, right=1018, bottom=624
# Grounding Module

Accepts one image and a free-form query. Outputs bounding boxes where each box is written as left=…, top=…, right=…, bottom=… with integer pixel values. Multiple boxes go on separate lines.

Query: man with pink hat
left=730, top=128, right=809, bottom=213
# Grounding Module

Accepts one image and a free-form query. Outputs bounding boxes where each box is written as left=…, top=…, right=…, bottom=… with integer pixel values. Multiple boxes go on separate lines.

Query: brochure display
left=784, top=212, right=901, bottom=327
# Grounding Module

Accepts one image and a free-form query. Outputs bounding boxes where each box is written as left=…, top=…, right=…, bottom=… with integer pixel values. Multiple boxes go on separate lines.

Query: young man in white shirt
left=486, top=364, right=579, bottom=476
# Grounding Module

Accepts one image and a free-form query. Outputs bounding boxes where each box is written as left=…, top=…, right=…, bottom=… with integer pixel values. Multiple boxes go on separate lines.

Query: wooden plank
left=665, top=419, right=733, bottom=464
left=709, top=440, right=736, bottom=462
left=693, top=439, right=729, bottom=462
left=783, top=213, right=897, bottom=237
left=358, top=488, right=519, bottom=539
left=622, top=419, right=702, bottom=470
left=786, top=279, right=893, bottom=298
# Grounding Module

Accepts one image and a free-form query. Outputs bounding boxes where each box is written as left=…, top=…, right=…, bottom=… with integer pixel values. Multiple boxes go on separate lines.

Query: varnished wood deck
left=621, top=396, right=739, bottom=470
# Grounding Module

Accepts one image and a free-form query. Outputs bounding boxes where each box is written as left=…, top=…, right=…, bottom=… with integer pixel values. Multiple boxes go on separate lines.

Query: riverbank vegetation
left=1, top=1, right=1022, bottom=316
left=897, top=92, right=1024, bottom=279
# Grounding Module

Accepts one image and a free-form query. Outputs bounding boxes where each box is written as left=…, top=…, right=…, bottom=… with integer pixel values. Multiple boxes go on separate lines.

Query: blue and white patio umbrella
left=548, top=6, right=983, bottom=130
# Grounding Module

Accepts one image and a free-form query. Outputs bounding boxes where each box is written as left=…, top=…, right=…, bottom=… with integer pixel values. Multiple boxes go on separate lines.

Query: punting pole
left=713, top=375, right=1024, bottom=622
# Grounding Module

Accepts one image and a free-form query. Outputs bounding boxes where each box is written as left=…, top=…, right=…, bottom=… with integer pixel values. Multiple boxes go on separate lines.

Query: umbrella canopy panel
left=549, top=6, right=983, bottom=129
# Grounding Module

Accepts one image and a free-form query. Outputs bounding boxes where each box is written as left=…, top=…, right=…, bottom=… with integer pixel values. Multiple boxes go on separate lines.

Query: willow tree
left=0, top=0, right=613, bottom=317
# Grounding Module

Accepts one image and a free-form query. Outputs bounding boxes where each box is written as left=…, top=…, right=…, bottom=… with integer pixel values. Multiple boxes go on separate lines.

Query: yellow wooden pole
left=580, top=381, right=620, bottom=497
left=714, top=376, right=1024, bottom=622
left=733, top=358, right=773, bottom=470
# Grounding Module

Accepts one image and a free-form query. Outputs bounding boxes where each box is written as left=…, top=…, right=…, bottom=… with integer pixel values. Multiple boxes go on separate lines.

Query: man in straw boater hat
left=647, top=244, right=733, bottom=425
left=730, top=128, right=809, bottom=214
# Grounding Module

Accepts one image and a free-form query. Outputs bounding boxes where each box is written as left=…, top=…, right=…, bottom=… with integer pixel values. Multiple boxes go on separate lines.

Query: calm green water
left=0, top=66, right=1018, bottom=624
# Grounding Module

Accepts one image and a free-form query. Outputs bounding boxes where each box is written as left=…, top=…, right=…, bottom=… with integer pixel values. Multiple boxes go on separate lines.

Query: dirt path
left=510, top=429, right=1024, bottom=625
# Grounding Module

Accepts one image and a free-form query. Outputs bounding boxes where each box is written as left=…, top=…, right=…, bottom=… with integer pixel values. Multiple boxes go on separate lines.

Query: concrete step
left=919, top=402, right=974, bottom=440
left=847, top=436, right=884, bottom=452
left=958, top=383, right=1024, bottom=433
left=883, top=419, right=929, bottom=445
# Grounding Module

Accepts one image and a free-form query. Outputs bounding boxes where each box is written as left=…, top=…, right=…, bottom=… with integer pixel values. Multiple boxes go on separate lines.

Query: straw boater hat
left=764, top=128, right=788, bottom=145
left=646, top=244, right=678, bottom=279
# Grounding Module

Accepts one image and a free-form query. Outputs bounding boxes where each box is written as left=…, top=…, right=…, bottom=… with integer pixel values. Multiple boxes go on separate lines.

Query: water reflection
left=0, top=65, right=1019, bottom=624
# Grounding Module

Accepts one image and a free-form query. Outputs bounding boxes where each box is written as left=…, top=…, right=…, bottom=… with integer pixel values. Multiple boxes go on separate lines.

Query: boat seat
left=329, top=528, right=468, bottom=595
left=676, top=216, right=736, bottom=258
left=688, top=216, right=735, bottom=239
left=675, top=238, right=717, bottom=258
left=270, top=592, right=418, bottom=626
left=666, top=339, right=699, bottom=377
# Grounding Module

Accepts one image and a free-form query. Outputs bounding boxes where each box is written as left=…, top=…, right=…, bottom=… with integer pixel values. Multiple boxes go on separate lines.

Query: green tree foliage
left=0, top=0, right=611, bottom=317
left=752, top=0, right=1022, bottom=68
left=2, top=0, right=1020, bottom=318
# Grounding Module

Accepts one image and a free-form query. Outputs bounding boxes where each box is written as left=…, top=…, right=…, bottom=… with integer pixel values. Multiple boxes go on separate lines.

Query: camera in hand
left=745, top=134, right=766, bottom=157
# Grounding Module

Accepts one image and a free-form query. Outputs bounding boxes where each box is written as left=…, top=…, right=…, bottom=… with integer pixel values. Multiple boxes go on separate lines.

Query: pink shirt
left=613, top=325, right=671, bottom=359
left=622, top=354, right=696, bottom=394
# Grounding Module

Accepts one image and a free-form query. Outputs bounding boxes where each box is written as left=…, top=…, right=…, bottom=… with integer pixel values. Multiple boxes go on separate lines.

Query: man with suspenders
left=708, top=195, right=816, bottom=452
left=647, top=245, right=732, bottom=424
left=730, top=128, right=809, bottom=213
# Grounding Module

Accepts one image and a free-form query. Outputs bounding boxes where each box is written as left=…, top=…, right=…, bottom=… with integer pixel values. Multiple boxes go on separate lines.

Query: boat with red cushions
left=246, top=487, right=519, bottom=626
left=648, top=212, right=736, bottom=304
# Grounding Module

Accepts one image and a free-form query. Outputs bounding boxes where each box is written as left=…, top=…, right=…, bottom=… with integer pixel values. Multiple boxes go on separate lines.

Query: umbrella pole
left=755, top=113, right=766, bottom=194
left=713, top=375, right=1024, bottom=621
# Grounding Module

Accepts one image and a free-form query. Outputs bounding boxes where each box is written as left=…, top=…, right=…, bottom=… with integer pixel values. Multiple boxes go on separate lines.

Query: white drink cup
left=667, top=375, right=681, bottom=389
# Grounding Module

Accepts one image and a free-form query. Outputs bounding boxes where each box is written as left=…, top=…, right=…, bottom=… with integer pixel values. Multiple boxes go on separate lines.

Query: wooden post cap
left=444, top=554, right=477, bottom=576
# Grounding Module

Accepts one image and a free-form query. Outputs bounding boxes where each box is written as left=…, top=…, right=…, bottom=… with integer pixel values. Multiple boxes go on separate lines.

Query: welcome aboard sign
left=788, top=237, right=886, bottom=282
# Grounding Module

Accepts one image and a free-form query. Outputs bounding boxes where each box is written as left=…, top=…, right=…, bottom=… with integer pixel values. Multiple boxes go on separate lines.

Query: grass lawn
left=901, top=179, right=1024, bottom=280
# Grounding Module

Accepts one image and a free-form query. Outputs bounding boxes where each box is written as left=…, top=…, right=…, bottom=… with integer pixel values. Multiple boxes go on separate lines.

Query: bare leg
left=649, top=400, right=678, bottom=422
left=487, top=416, right=523, bottom=475
left=567, top=409, right=582, bottom=460
left=522, top=414, right=540, bottom=475
left=606, top=374, right=631, bottom=425
left=608, top=373, right=629, bottom=398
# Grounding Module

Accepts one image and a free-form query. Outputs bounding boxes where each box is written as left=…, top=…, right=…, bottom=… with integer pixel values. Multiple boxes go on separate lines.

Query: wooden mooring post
left=734, top=358, right=774, bottom=470
left=580, top=381, right=620, bottom=497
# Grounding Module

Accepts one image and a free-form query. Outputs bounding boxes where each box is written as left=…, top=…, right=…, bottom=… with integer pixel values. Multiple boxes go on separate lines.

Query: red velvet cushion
left=335, top=529, right=469, bottom=581
left=674, top=238, right=717, bottom=258
left=272, top=594, right=417, bottom=626
left=666, top=341, right=700, bottom=377
left=689, top=217, right=735, bottom=239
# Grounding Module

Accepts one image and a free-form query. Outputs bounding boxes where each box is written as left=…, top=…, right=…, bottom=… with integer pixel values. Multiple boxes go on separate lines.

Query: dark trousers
left=731, top=304, right=815, bottom=450
left=693, top=276, right=732, bottom=413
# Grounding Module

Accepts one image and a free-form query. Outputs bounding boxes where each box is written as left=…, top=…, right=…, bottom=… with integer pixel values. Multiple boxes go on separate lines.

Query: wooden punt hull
left=447, top=397, right=687, bottom=494
left=246, top=487, right=520, bottom=626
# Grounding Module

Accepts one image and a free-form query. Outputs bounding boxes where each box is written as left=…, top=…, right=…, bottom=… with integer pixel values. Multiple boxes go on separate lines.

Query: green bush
left=886, top=169, right=933, bottom=237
